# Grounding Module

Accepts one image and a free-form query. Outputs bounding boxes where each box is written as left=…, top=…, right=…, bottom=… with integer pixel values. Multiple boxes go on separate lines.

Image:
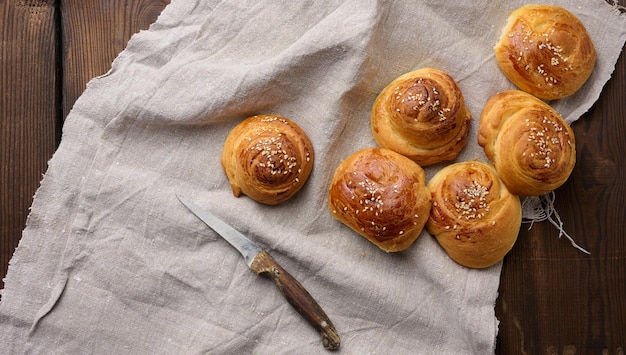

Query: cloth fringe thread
left=521, top=191, right=590, bottom=254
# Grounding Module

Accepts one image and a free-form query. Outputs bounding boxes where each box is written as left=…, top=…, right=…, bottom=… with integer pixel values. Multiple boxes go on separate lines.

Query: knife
left=176, top=195, right=340, bottom=350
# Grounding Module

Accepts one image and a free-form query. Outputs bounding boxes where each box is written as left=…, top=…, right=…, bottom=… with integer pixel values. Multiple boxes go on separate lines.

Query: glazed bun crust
left=478, top=90, right=576, bottom=196
left=427, top=161, right=522, bottom=269
left=494, top=4, right=596, bottom=100
left=371, top=68, right=471, bottom=166
left=328, top=148, right=431, bottom=252
left=221, top=114, right=314, bottom=205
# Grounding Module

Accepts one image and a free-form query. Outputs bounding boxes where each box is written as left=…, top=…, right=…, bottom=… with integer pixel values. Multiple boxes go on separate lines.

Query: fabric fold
left=1, top=1, right=624, bottom=354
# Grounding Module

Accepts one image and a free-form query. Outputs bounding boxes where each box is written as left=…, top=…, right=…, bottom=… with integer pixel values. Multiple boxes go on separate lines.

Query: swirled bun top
left=478, top=90, right=576, bottom=196
left=221, top=114, right=314, bottom=205
left=328, top=148, right=431, bottom=252
left=494, top=4, right=596, bottom=100
left=427, top=161, right=522, bottom=269
left=371, top=68, right=471, bottom=166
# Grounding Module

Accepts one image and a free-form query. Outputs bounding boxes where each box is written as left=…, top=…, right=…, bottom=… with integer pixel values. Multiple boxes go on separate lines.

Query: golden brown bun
left=221, top=114, right=314, bottom=205
left=426, top=161, right=522, bottom=269
left=371, top=68, right=471, bottom=166
left=478, top=90, right=576, bottom=196
left=494, top=4, right=596, bottom=100
left=328, top=148, right=431, bottom=252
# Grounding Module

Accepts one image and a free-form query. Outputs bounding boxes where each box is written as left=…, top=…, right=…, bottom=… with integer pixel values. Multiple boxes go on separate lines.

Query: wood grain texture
left=1, top=1, right=625, bottom=352
left=0, top=0, right=169, bottom=290
left=250, top=250, right=341, bottom=350
left=60, top=0, right=169, bottom=118
left=496, top=43, right=626, bottom=354
left=0, top=0, right=59, bottom=291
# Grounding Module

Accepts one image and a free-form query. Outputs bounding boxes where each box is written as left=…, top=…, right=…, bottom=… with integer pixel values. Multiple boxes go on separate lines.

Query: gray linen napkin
left=1, top=1, right=624, bottom=354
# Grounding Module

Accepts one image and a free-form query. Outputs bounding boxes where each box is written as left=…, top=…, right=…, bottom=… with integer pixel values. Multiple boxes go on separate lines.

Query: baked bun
left=494, top=4, right=596, bottom=100
left=221, top=114, right=314, bottom=205
left=426, top=161, right=522, bottom=269
left=478, top=90, right=576, bottom=196
left=328, top=148, right=431, bottom=252
left=371, top=68, right=471, bottom=166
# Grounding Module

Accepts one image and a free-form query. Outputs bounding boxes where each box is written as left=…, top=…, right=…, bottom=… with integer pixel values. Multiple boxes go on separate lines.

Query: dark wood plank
left=496, top=43, right=626, bottom=354
left=1, top=1, right=625, bottom=352
left=0, top=0, right=169, bottom=290
left=0, top=0, right=60, bottom=291
left=60, top=0, right=170, bottom=118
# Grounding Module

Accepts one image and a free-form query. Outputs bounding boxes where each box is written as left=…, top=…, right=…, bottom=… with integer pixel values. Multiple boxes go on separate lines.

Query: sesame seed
left=453, top=181, right=489, bottom=220
left=525, top=115, right=567, bottom=169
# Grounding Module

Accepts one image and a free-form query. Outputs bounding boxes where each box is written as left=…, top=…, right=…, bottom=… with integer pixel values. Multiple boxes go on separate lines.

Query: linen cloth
left=1, top=1, right=625, bottom=353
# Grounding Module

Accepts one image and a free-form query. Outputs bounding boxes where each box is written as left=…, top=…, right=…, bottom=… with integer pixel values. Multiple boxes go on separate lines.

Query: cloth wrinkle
left=1, top=1, right=625, bottom=354
left=26, top=273, right=69, bottom=337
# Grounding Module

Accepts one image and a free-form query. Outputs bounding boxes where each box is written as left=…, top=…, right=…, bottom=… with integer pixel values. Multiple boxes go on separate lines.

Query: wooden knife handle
left=249, top=250, right=340, bottom=350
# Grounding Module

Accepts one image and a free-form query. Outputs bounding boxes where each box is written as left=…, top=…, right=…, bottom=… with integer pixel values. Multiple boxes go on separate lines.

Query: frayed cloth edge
left=521, top=192, right=591, bottom=254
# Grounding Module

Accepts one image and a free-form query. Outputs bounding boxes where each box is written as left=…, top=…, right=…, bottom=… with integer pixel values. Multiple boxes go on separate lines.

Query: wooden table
left=1, top=1, right=624, bottom=353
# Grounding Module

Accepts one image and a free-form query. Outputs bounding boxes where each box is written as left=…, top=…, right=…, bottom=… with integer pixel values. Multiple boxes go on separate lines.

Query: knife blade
left=176, top=195, right=340, bottom=350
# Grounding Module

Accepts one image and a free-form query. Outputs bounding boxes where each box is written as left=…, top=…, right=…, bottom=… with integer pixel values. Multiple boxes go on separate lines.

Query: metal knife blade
left=176, top=194, right=340, bottom=350
left=177, top=194, right=261, bottom=266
